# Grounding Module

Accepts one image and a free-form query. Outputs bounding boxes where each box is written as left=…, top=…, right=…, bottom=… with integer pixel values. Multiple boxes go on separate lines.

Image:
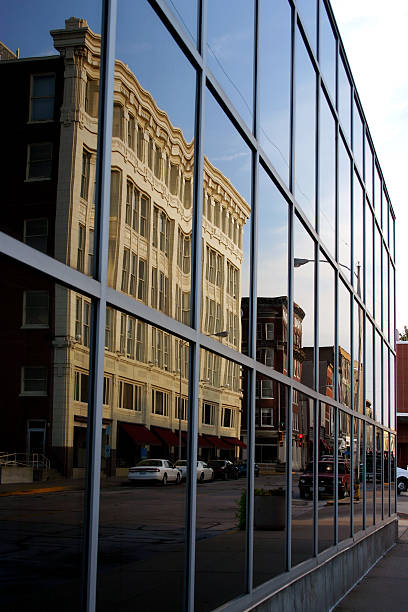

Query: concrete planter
left=254, top=494, right=285, bottom=530
left=0, top=466, right=33, bottom=484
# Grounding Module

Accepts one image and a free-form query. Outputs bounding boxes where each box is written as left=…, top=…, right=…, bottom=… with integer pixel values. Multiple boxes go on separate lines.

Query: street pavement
left=333, top=491, right=408, bottom=612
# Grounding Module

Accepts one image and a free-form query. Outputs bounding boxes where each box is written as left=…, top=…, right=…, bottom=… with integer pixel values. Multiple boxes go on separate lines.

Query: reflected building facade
left=0, top=2, right=397, bottom=612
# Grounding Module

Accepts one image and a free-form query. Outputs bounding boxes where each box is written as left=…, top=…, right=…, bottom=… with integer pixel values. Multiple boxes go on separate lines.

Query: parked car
left=128, top=459, right=181, bottom=485
left=208, top=459, right=239, bottom=480
left=298, top=460, right=350, bottom=499
left=236, top=460, right=260, bottom=478
left=174, top=460, right=214, bottom=482
left=397, top=466, right=408, bottom=495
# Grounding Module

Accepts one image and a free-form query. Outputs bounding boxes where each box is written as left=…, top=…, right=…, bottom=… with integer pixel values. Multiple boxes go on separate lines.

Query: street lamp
left=177, top=329, right=229, bottom=461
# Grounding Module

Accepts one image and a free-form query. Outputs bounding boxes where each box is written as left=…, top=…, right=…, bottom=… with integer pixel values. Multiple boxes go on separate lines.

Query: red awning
left=198, top=434, right=214, bottom=448
left=151, top=426, right=184, bottom=446
left=222, top=436, right=247, bottom=449
left=204, top=435, right=233, bottom=450
left=120, top=423, right=161, bottom=446
left=181, top=432, right=225, bottom=449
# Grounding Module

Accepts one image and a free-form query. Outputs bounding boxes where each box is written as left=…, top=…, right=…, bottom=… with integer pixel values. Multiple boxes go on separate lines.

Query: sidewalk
left=333, top=514, right=408, bottom=611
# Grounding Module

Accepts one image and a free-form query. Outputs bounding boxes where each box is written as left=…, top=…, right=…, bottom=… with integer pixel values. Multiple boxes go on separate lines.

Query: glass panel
left=338, top=56, right=351, bottom=144
left=374, top=164, right=381, bottom=215
left=318, top=403, right=335, bottom=553
left=383, top=245, right=389, bottom=341
left=0, top=255, right=87, bottom=608
left=112, top=2, right=196, bottom=327
left=353, top=300, right=364, bottom=414
left=366, top=424, right=374, bottom=528
left=256, top=167, right=288, bottom=374
left=253, top=379, right=286, bottom=587
left=375, top=331, right=382, bottom=424
left=98, top=319, right=189, bottom=610
left=374, top=225, right=382, bottom=326
left=384, top=431, right=390, bottom=517
left=353, top=418, right=364, bottom=534
left=259, top=0, right=291, bottom=185
left=295, top=29, right=316, bottom=225
left=353, top=173, right=364, bottom=297
left=390, top=435, right=396, bottom=514
left=294, top=218, right=315, bottom=391
left=203, top=91, right=251, bottom=351
left=297, top=0, right=317, bottom=53
left=165, top=0, right=197, bottom=45
left=319, top=91, right=335, bottom=255
left=338, top=281, right=351, bottom=409
left=365, top=136, right=373, bottom=204
left=390, top=264, right=395, bottom=348
left=389, top=213, right=395, bottom=261
left=375, top=429, right=383, bottom=523
left=365, top=319, right=374, bottom=419
left=365, top=202, right=374, bottom=315
left=0, top=7, right=102, bottom=269
left=390, top=351, right=395, bottom=430
left=353, top=99, right=363, bottom=174
left=293, top=393, right=314, bottom=566
left=207, top=0, right=254, bottom=128
left=196, top=351, right=247, bottom=610
left=338, top=137, right=351, bottom=279
left=382, top=186, right=387, bottom=233
left=318, top=253, right=335, bottom=398
left=383, top=344, right=389, bottom=428
left=319, top=0, right=336, bottom=101
left=337, top=410, right=351, bottom=544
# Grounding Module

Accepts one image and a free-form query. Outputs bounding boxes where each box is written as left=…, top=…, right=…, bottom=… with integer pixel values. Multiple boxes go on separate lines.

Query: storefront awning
left=151, top=426, right=184, bottom=447
left=120, top=423, right=161, bottom=446
left=197, top=434, right=214, bottom=448
left=222, top=436, right=247, bottom=449
left=204, top=435, right=233, bottom=450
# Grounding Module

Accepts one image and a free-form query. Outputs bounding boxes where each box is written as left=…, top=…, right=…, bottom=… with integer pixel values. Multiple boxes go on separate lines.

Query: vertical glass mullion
left=82, top=1, right=117, bottom=611
left=185, top=2, right=206, bottom=610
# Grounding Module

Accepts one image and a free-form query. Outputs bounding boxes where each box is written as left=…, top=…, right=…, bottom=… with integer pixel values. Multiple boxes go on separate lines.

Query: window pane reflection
left=112, top=1, right=196, bottom=327
left=365, top=137, right=373, bottom=204
left=319, top=0, right=336, bottom=101
left=353, top=300, right=364, bottom=414
left=338, top=138, right=351, bottom=279
left=292, top=393, right=314, bottom=566
left=375, top=331, right=382, bottom=423
left=253, top=379, right=287, bottom=587
left=98, top=319, right=189, bottom=610
left=318, top=253, right=335, bottom=398
left=297, top=0, right=317, bottom=53
left=337, top=410, right=351, bottom=544
left=259, top=0, right=291, bottom=185
left=318, top=403, right=335, bottom=553
left=196, top=351, right=247, bottom=611
left=390, top=352, right=395, bottom=430
left=353, top=418, right=364, bottom=534
left=294, top=218, right=315, bottom=391
left=375, top=429, right=383, bottom=523
left=207, top=0, right=254, bottom=128
left=319, top=91, right=336, bottom=255
left=365, top=202, right=374, bottom=315
left=353, top=100, right=363, bottom=174
left=256, top=167, right=288, bottom=374
left=353, top=173, right=364, bottom=297
left=295, top=30, right=316, bottom=225
left=338, top=56, right=351, bottom=143
left=0, top=256, right=86, bottom=609
left=384, top=431, right=390, bottom=517
left=365, top=319, right=374, bottom=419
left=366, top=424, right=374, bottom=527
left=165, top=0, right=197, bottom=45
left=391, top=435, right=396, bottom=514
left=338, top=281, right=351, bottom=409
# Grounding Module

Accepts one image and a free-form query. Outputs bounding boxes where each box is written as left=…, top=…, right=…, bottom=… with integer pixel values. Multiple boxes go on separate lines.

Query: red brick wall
left=397, top=343, right=408, bottom=413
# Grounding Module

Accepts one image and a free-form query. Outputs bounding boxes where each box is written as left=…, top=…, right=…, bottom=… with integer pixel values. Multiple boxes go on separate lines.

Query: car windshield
left=136, top=459, right=162, bottom=467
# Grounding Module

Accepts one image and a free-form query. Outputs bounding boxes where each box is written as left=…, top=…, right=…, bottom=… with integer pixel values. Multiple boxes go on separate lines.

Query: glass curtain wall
left=0, top=1, right=397, bottom=611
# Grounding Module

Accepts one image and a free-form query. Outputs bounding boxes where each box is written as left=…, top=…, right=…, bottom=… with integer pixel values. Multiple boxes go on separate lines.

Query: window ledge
left=20, top=392, right=47, bottom=397
left=21, top=324, right=49, bottom=330
left=24, top=177, right=52, bottom=183
left=27, top=119, right=54, bottom=125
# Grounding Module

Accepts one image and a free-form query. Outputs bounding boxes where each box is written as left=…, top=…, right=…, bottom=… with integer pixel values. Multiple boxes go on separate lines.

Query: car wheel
left=162, top=473, right=168, bottom=486
left=199, top=472, right=204, bottom=483
left=176, top=473, right=181, bottom=484
left=398, top=477, right=408, bottom=494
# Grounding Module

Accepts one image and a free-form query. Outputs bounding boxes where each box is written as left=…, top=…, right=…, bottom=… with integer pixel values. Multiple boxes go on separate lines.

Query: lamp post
left=177, top=330, right=229, bottom=461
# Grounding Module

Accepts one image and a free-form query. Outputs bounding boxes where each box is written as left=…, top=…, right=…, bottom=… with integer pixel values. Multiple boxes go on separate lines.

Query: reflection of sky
left=319, top=255, right=335, bottom=347
left=296, top=0, right=317, bottom=52
left=257, top=166, right=288, bottom=298
left=294, top=217, right=314, bottom=346
left=207, top=0, right=253, bottom=129
left=319, top=93, right=336, bottom=256
left=319, top=0, right=336, bottom=101
left=259, top=0, right=291, bottom=186
left=338, top=140, right=351, bottom=272
left=295, top=30, right=316, bottom=226
left=338, top=58, right=351, bottom=143
left=338, top=281, right=351, bottom=354
left=116, top=0, right=196, bottom=143
left=0, top=0, right=101, bottom=57
left=165, top=0, right=197, bottom=45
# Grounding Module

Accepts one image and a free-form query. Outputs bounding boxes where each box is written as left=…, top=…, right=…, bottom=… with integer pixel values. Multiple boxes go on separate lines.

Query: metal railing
left=0, top=452, right=50, bottom=471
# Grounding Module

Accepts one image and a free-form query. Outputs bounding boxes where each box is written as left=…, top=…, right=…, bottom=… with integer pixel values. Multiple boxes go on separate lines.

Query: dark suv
left=208, top=459, right=239, bottom=480
left=236, top=460, right=260, bottom=478
left=298, top=460, right=350, bottom=499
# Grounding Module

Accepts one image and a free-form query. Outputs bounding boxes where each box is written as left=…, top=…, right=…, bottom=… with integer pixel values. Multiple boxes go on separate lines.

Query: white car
left=397, top=466, right=408, bottom=495
left=174, top=460, right=214, bottom=482
left=128, top=459, right=181, bottom=485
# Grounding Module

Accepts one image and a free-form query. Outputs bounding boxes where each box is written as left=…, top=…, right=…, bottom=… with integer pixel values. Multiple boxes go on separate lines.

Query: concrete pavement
left=333, top=511, right=408, bottom=611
